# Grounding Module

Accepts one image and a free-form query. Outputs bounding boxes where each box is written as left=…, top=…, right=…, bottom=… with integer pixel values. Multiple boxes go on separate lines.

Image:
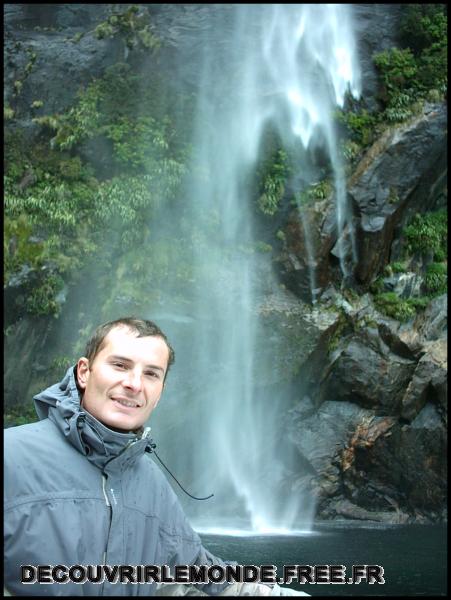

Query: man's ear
left=77, top=357, right=90, bottom=390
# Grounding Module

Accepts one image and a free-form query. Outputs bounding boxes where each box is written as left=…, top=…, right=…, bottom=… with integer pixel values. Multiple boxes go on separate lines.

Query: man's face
left=77, top=326, right=169, bottom=432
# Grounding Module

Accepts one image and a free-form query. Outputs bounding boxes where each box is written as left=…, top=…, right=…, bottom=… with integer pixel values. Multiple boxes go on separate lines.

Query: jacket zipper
left=100, top=474, right=113, bottom=595
left=100, top=438, right=142, bottom=589
left=101, top=474, right=112, bottom=563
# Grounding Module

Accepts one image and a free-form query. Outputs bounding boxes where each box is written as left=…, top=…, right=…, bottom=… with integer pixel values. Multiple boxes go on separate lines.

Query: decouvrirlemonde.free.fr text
left=21, top=564, right=385, bottom=585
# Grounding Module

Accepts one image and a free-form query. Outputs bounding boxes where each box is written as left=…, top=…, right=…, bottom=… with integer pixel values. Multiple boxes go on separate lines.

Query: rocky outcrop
left=348, top=103, right=448, bottom=284
left=351, top=4, right=405, bottom=111
left=276, top=102, right=447, bottom=300
left=286, top=290, right=447, bottom=523
left=4, top=4, right=116, bottom=129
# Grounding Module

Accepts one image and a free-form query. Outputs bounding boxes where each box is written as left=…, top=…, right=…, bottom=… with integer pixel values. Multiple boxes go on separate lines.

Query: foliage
left=32, top=63, right=186, bottom=175
left=403, top=209, right=447, bottom=259
left=373, top=48, right=418, bottom=103
left=5, top=57, right=187, bottom=317
left=424, top=262, right=447, bottom=296
left=94, top=5, right=161, bottom=51
left=340, top=139, right=361, bottom=163
left=373, top=292, right=417, bottom=322
left=391, top=261, right=407, bottom=274
left=335, top=108, right=377, bottom=147
left=4, top=105, right=15, bottom=120
left=4, top=403, right=38, bottom=428
left=27, top=274, right=66, bottom=316
left=254, top=241, right=273, bottom=253
left=296, top=179, right=332, bottom=206
left=336, top=5, right=447, bottom=143
left=49, top=355, right=76, bottom=373
left=4, top=162, right=98, bottom=315
left=257, top=149, right=290, bottom=216
left=400, top=5, right=447, bottom=56
left=373, top=5, right=447, bottom=121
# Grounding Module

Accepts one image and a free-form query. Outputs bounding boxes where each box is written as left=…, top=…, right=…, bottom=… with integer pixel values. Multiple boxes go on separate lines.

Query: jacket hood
left=33, top=365, right=154, bottom=472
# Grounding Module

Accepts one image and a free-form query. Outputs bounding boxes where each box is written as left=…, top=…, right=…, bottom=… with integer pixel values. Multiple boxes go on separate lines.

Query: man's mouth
left=112, top=397, right=141, bottom=409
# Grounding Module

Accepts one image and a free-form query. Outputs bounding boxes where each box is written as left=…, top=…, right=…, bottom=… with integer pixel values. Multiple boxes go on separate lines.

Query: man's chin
left=102, top=412, right=141, bottom=433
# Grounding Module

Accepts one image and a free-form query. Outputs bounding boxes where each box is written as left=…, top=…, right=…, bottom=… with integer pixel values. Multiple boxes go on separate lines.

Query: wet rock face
left=4, top=4, right=119, bottom=133
left=322, top=334, right=417, bottom=414
left=349, top=104, right=448, bottom=284
left=276, top=199, right=339, bottom=302
left=351, top=4, right=405, bottom=111
left=276, top=102, right=447, bottom=299
left=287, top=291, right=447, bottom=523
left=343, top=414, right=447, bottom=515
left=401, top=338, right=447, bottom=424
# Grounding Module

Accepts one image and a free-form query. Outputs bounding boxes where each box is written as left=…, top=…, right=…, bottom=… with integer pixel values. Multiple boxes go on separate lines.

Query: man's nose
left=123, top=369, right=142, bottom=392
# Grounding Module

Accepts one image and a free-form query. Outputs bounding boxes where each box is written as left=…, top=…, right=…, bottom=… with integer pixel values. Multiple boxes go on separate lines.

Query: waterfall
left=152, top=4, right=361, bottom=533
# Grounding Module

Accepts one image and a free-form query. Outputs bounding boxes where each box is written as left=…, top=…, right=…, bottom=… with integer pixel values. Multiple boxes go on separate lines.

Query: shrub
left=374, top=292, right=416, bottom=322
left=335, top=108, right=377, bottom=146
left=4, top=403, right=38, bottom=427
left=257, top=149, right=290, bottom=216
left=94, top=5, right=160, bottom=52
left=424, top=262, right=447, bottom=296
left=296, top=179, right=332, bottom=206
left=391, top=261, right=407, bottom=274
left=403, top=209, right=447, bottom=258
left=374, top=5, right=447, bottom=118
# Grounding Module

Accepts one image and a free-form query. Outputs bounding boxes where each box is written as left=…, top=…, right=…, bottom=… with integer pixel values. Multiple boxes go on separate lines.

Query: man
left=5, top=317, right=306, bottom=596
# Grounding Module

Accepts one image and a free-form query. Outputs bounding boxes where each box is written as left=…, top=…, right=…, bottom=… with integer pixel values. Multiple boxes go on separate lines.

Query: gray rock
left=287, top=400, right=374, bottom=474
left=401, top=338, right=447, bottom=423
left=320, top=333, right=417, bottom=413
left=381, top=271, right=423, bottom=298
left=349, top=104, right=447, bottom=284
left=415, top=294, right=447, bottom=342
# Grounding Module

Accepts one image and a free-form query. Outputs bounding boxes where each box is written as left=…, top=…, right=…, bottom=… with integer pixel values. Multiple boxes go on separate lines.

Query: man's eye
left=145, top=371, right=159, bottom=379
left=113, top=362, right=126, bottom=369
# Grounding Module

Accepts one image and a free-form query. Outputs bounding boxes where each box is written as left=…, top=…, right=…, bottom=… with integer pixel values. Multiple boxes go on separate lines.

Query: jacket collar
left=33, top=366, right=154, bottom=472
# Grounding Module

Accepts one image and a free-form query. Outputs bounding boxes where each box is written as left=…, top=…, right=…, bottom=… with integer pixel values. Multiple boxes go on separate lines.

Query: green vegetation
left=373, top=5, right=447, bottom=122
left=335, top=108, right=377, bottom=147
left=4, top=403, right=38, bottom=428
left=5, top=54, right=188, bottom=317
left=424, top=262, right=447, bottom=295
left=257, top=149, right=290, bottom=216
left=391, top=261, right=407, bottom=274
left=373, top=292, right=417, bottom=322
left=94, top=5, right=160, bottom=51
left=403, top=209, right=447, bottom=260
left=295, top=179, right=332, bottom=206
left=335, top=5, right=447, bottom=161
left=370, top=208, right=447, bottom=321
left=4, top=105, right=15, bottom=120
left=254, top=241, right=273, bottom=253
left=340, top=139, right=361, bottom=164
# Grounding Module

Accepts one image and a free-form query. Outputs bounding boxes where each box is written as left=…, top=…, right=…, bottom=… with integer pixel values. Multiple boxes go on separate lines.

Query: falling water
left=154, top=4, right=361, bottom=533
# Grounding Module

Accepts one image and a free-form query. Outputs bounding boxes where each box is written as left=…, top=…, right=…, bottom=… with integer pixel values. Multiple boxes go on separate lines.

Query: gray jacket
left=4, top=366, right=229, bottom=596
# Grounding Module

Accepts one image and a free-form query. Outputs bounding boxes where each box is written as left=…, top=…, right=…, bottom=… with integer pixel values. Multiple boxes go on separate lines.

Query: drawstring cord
left=146, top=442, right=214, bottom=501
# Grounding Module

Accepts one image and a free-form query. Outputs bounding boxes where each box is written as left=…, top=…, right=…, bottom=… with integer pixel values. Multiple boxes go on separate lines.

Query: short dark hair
left=84, top=317, right=175, bottom=379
